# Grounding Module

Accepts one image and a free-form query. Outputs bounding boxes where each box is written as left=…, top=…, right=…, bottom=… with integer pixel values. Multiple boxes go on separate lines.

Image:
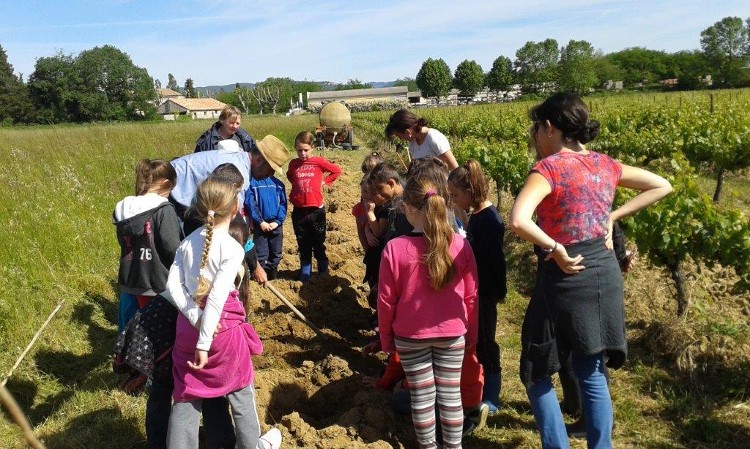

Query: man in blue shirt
left=169, top=134, right=290, bottom=284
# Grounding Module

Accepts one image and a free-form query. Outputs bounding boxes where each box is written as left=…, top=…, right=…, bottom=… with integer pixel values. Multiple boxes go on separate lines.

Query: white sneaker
left=259, top=428, right=282, bottom=449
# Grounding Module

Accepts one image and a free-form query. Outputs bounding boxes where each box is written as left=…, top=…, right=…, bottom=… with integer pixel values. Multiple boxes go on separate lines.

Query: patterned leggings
left=395, top=335, right=465, bottom=449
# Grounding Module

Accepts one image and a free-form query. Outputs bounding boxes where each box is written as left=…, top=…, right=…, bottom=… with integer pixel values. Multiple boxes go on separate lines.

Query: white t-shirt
left=165, top=227, right=245, bottom=351
left=408, top=128, right=451, bottom=160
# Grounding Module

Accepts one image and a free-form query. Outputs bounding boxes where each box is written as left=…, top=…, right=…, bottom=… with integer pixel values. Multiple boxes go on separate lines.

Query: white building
left=157, top=98, right=227, bottom=120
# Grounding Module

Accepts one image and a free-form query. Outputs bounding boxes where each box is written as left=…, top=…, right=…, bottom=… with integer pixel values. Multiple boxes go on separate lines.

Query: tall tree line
left=415, top=16, right=750, bottom=99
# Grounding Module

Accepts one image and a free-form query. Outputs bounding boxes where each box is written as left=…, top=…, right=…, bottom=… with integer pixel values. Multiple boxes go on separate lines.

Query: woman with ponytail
left=510, top=92, right=672, bottom=448
left=377, top=176, right=479, bottom=449
left=165, top=176, right=282, bottom=449
left=386, top=109, right=459, bottom=170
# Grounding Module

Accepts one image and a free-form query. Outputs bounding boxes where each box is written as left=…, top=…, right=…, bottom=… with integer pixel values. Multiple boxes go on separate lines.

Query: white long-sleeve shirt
left=166, top=227, right=245, bottom=351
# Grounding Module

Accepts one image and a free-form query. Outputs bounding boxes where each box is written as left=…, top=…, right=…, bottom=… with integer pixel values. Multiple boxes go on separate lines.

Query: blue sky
left=1, top=1, right=748, bottom=87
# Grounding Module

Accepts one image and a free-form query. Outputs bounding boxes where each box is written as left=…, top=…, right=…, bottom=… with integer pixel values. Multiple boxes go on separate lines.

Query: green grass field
left=1, top=105, right=749, bottom=448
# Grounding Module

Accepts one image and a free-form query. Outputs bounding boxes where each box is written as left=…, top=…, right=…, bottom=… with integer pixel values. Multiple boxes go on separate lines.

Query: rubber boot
left=299, top=263, right=312, bottom=283
left=482, top=371, right=501, bottom=414
left=318, top=258, right=329, bottom=274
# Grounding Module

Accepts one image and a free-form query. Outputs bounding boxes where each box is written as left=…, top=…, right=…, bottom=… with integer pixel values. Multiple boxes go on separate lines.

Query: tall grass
left=0, top=115, right=315, bottom=446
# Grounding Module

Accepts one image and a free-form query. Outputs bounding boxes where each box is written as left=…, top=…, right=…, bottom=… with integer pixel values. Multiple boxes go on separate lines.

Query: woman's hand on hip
left=545, top=245, right=585, bottom=274
left=604, top=217, right=614, bottom=250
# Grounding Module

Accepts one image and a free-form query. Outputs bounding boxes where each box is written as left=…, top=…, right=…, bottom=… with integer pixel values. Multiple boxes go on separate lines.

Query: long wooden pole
left=266, top=283, right=324, bottom=336
left=0, top=385, right=46, bottom=448
left=1, top=301, right=65, bottom=388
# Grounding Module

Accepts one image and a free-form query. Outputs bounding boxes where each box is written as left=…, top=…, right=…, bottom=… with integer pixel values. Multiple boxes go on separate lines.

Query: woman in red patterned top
left=509, top=92, right=672, bottom=449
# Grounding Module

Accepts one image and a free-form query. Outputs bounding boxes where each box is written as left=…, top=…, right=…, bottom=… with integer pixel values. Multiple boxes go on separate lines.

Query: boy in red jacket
left=286, top=131, right=342, bottom=282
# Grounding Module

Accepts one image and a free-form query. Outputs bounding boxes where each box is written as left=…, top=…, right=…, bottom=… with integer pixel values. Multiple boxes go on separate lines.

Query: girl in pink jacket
left=377, top=175, right=479, bottom=449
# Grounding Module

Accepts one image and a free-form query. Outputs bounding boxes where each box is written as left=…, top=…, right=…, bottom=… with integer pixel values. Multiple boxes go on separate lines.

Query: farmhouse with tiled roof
left=157, top=98, right=227, bottom=120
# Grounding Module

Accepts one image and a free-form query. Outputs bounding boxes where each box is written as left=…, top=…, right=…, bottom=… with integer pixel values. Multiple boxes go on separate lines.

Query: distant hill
left=196, top=80, right=398, bottom=97
left=196, top=82, right=255, bottom=97
left=368, top=81, right=397, bottom=88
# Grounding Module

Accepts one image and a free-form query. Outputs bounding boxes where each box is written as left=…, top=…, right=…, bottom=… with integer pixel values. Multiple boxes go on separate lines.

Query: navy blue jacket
left=193, top=122, right=255, bottom=153
left=244, top=175, right=287, bottom=227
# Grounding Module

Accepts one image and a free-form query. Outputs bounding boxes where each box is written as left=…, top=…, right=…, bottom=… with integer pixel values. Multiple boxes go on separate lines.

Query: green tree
left=514, top=39, right=559, bottom=94
left=28, top=46, right=155, bottom=122
left=669, top=51, right=710, bottom=90
left=248, top=77, right=295, bottom=114
left=27, top=52, right=77, bottom=122
left=216, top=89, right=242, bottom=111
left=0, top=44, right=33, bottom=124
left=75, top=45, right=156, bottom=120
left=335, top=78, right=372, bottom=90
left=700, top=16, right=750, bottom=87
left=606, top=47, right=669, bottom=87
left=166, top=73, right=179, bottom=91
left=485, top=55, right=514, bottom=97
left=184, top=78, right=197, bottom=98
left=292, top=80, right=322, bottom=108
left=453, top=59, right=484, bottom=99
left=416, top=58, right=452, bottom=99
left=558, top=40, right=597, bottom=94
left=593, top=51, right=624, bottom=87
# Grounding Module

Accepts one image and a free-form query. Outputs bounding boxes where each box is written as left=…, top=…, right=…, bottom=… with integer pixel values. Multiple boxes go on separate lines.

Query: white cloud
left=2, top=0, right=749, bottom=85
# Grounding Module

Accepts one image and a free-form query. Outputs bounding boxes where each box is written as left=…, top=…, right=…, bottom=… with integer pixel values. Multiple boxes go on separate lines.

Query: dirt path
left=248, top=149, right=416, bottom=448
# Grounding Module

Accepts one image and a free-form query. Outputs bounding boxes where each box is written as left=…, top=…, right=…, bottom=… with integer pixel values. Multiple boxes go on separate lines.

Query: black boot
left=566, top=415, right=587, bottom=439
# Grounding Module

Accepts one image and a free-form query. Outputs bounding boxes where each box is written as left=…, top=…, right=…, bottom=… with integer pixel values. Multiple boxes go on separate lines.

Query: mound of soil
left=248, top=153, right=415, bottom=448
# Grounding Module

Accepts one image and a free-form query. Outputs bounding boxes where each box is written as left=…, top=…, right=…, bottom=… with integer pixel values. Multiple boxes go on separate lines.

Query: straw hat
left=255, top=135, right=290, bottom=172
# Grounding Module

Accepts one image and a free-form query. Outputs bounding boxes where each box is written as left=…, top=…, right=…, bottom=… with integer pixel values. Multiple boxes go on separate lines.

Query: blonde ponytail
left=423, top=192, right=455, bottom=289
left=403, top=179, right=455, bottom=290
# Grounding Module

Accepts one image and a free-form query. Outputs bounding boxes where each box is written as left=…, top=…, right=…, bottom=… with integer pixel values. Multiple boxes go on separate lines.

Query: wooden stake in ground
left=266, top=283, right=324, bottom=336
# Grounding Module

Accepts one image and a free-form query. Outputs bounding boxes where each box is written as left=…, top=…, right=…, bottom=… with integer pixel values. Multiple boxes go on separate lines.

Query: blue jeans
left=527, top=352, right=613, bottom=449
left=253, top=226, right=284, bottom=271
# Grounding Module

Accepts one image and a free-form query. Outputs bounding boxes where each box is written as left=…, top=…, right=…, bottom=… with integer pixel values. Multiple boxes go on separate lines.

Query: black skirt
left=520, top=237, right=626, bottom=387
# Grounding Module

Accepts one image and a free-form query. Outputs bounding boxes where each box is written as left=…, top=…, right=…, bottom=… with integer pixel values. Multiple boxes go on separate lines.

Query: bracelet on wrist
left=543, top=241, right=558, bottom=253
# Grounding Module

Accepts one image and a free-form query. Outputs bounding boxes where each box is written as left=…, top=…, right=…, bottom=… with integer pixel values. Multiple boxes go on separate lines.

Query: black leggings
left=292, top=206, right=327, bottom=264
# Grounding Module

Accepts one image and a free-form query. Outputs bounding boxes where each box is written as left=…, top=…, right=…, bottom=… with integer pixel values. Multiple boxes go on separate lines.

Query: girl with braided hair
left=165, top=175, right=282, bottom=449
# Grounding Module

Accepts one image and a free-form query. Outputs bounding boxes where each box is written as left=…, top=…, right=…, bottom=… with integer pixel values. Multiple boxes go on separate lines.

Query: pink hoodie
left=378, top=233, right=479, bottom=353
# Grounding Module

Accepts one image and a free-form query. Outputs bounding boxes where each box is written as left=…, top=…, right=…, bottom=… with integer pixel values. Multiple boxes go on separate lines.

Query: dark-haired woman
left=509, top=92, right=671, bottom=449
left=194, top=106, right=256, bottom=153
left=386, top=109, right=459, bottom=171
